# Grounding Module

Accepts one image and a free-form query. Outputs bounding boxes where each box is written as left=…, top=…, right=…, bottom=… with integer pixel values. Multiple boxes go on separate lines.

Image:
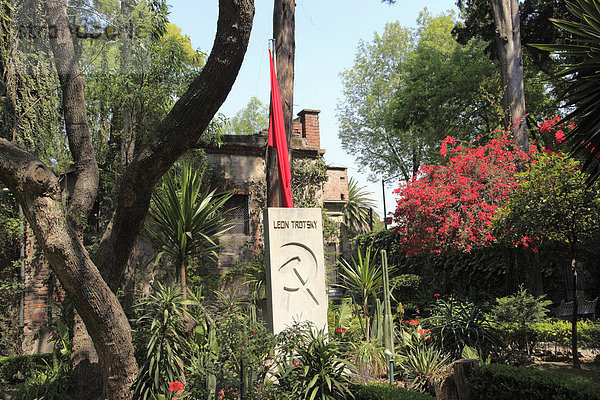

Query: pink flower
left=555, top=130, right=565, bottom=143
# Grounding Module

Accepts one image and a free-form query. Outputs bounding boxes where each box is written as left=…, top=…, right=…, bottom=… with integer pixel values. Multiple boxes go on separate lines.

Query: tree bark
left=0, top=142, right=137, bottom=400
left=0, top=0, right=255, bottom=398
left=44, top=0, right=99, bottom=227
left=43, top=1, right=102, bottom=395
left=490, top=0, right=528, bottom=151
left=267, top=0, right=294, bottom=207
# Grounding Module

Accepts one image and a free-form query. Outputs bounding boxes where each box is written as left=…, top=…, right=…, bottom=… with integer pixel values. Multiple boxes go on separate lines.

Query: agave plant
left=144, top=161, right=232, bottom=297
left=533, top=0, right=600, bottom=182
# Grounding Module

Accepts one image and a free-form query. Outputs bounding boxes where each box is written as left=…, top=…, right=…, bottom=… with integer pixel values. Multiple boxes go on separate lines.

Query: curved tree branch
left=94, top=0, right=255, bottom=289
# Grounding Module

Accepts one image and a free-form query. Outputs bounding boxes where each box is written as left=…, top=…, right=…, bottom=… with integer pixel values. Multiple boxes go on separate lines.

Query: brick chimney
left=297, top=109, right=320, bottom=149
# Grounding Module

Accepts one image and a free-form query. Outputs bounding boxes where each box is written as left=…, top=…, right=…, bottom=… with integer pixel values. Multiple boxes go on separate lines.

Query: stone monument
left=264, top=207, right=328, bottom=334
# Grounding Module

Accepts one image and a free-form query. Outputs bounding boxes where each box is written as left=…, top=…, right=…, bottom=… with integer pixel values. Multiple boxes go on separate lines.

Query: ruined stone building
left=204, top=109, right=350, bottom=280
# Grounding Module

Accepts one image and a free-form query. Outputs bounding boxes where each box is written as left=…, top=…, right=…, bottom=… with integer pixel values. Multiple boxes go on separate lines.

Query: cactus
left=381, top=250, right=395, bottom=356
left=371, top=298, right=384, bottom=343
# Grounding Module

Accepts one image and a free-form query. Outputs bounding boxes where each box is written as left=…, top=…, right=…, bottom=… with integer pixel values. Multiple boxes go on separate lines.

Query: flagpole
left=269, top=38, right=277, bottom=75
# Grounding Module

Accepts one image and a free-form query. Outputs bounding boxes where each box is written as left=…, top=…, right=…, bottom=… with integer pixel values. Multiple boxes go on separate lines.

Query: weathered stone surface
left=264, top=207, right=328, bottom=334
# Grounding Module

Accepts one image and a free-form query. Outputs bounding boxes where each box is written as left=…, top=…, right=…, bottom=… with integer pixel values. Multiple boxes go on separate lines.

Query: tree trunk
left=490, top=0, right=528, bottom=151
left=0, top=143, right=138, bottom=400
left=453, top=359, right=477, bottom=400
left=267, top=0, right=294, bottom=207
left=44, top=0, right=102, bottom=395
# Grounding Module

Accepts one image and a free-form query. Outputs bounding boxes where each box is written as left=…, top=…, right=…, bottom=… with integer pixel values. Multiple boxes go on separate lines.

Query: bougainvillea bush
left=394, top=134, right=531, bottom=256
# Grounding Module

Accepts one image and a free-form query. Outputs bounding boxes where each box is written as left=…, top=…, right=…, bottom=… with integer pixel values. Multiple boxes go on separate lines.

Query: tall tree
left=267, top=0, right=294, bottom=207
left=228, top=96, right=269, bottom=135
left=489, top=0, right=528, bottom=151
left=338, top=21, right=415, bottom=182
left=0, top=2, right=254, bottom=400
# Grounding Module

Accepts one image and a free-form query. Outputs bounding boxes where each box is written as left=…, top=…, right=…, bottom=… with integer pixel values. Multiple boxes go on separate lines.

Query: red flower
left=335, top=327, right=346, bottom=333
left=169, top=381, right=184, bottom=392
left=408, top=320, right=420, bottom=326
left=434, top=293, right=441, bottom=297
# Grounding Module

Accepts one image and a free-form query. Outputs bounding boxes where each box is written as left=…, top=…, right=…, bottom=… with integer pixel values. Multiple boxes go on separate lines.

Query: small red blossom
left=417, top=328, right=430, bottom=335
left=434, top=293, right=440, bottom=297
left=407, top=320, right=420, bottom=326
left=169, top=381, right=184, bottom=392
left=335, top=327, right=346, bottom=334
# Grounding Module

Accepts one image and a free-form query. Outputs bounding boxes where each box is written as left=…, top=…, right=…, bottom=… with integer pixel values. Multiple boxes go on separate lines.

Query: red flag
left=268, top=49, right=293, bottom=208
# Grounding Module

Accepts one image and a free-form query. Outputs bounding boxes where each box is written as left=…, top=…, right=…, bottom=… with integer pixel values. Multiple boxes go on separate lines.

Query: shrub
left=0, top=353, right=53, bottom=383
left=469, top=363, right=600, bottom=400
left=530, top=319, right=600, bottom=349
left=15, top=353, right=71, bottom=400
left=276, top=328, right=354, bottom=400
left=353, top=382, right=435, bottom=399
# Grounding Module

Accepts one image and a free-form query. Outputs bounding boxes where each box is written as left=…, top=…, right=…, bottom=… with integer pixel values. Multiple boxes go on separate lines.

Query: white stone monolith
left=264, top=208, right=328, bottom=334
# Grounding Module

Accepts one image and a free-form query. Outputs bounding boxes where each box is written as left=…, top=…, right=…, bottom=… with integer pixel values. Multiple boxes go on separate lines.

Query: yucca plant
left=278, top=328, right=355, bottom=400
left=338, top=246, right=383, bottom=342
left=144, top=161, right=232, bottom=297
left=132, top=283, right=194, bottom=400
left=533, top=0, right=600, bottom=182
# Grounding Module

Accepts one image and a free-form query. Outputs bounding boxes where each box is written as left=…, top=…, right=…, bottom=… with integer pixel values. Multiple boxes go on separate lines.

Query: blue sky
left=169, top=0, right=458, bottom=217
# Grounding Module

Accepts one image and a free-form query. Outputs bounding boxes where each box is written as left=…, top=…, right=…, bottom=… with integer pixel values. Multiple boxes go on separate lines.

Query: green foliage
left=337, top=19, right=416, bottom=181
left=132, top=283, right=192, bottom=400
left=388, top=11, right=502, bottom=151
left=425, top=297, right=498, bottom=359
left=351, top=339, right=387, bottom=380
left=353, top=382, right=435, bottom=400
left=144, top=161, right=232, bottom=288
left=338, top=246, right=383, bottom=342
left=0, top=354, right=53, bottom=384
left=276, top=328, right=355, bottom=400
left=494, top=151, right=600, bottom=252
left=487, top=287, right=552, bottom=353
left=15, top=353, right=71, bottom=400
left=228, top=96, right=269, bottom=135
left=533, top=0, right=600, bottom=181
left=469, top=363, right=600, bottom=400
left=488, top=286, right=552, bottom=326
left=291, top=158, right=329, bottom=208
left=529, top=319, right=600, bottom=349
left=343, top=178, right=379, bottom=237
left=185, top=289, right=276, bottom=400
left=400, top=344, right=450, bottom=393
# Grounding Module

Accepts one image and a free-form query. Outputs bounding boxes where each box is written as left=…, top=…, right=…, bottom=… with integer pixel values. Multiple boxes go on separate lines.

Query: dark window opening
left=223, top=194, right=250, bottom=235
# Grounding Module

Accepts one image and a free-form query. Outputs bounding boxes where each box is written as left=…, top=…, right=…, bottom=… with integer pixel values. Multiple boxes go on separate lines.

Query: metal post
left=382, top=179, right=387, bottom=229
